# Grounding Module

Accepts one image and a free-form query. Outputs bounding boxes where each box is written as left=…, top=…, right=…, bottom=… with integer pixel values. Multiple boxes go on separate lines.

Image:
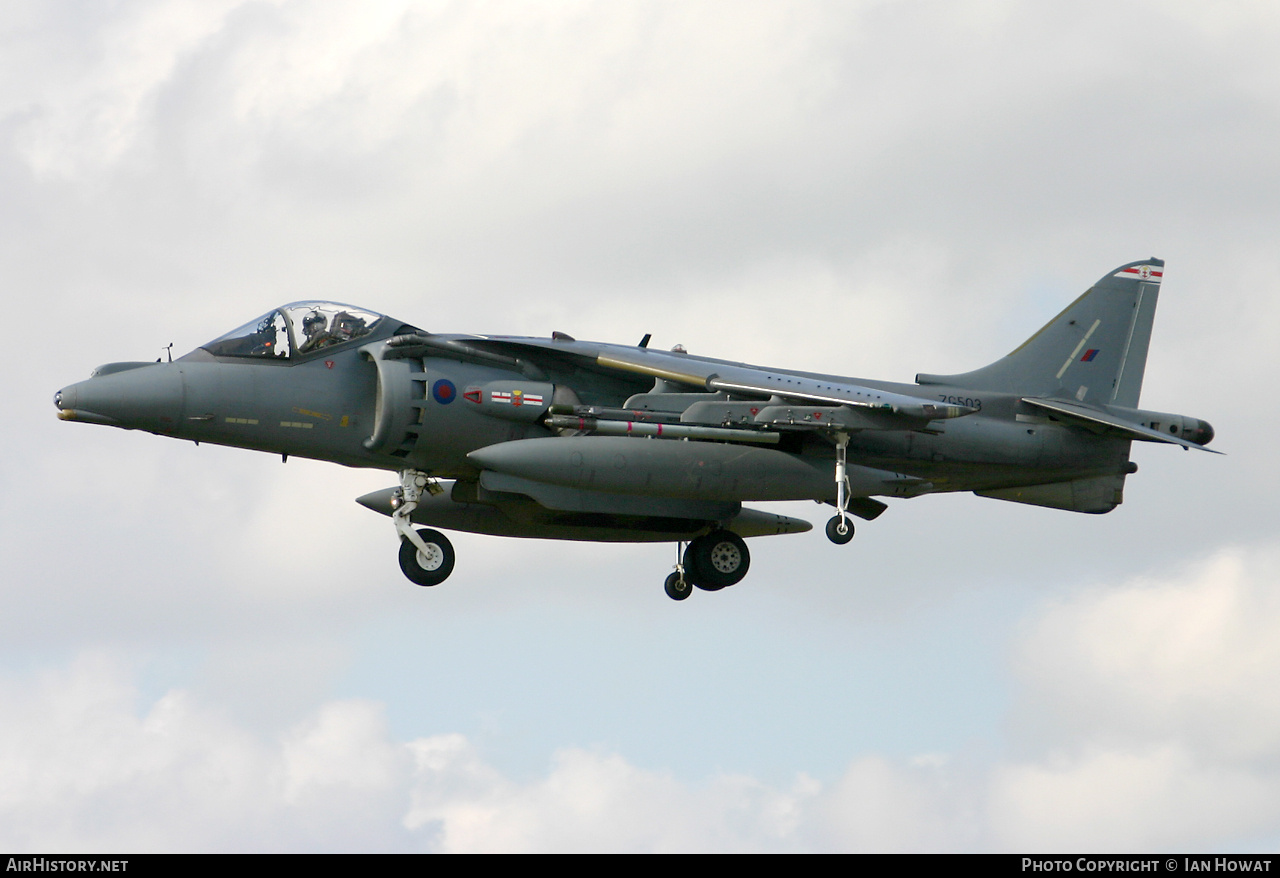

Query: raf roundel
left=431, top=378, right=457, bottom=405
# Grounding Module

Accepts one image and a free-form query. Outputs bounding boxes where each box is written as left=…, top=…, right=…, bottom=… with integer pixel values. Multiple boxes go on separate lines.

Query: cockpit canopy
left=201, top=302, right=386, bottom=359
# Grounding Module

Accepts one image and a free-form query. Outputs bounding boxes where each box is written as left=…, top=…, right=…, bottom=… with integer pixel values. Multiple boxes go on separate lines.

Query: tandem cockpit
left=196, top=302, right=390, bottom=360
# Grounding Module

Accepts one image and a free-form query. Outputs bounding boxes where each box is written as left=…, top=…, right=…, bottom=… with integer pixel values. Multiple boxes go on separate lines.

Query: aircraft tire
left=398, top=528, right=455, bottom=586
left=825, top=515, right=854, bottom=545
left=686, top=530, right=750, bottom=591
left=679, top=544, right=712, bottom=590
left=664, top=571, right=692, bottom=601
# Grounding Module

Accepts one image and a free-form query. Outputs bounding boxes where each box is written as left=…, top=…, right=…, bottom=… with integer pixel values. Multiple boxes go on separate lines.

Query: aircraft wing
left=1022, top=397, right=1222, bottom=453
left=461, top=337, right=976, bottom=422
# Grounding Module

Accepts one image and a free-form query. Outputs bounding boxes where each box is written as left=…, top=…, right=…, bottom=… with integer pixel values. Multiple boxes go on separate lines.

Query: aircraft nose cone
left=54, top=363, right=183, bottom=431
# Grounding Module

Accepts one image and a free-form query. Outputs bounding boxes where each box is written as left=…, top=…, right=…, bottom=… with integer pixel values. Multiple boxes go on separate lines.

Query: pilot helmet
left=333, top=312, right=365, bottom=337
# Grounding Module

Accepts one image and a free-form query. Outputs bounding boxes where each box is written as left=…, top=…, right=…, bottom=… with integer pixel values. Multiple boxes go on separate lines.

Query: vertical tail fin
left=916, top=259, right=1163, bottom=407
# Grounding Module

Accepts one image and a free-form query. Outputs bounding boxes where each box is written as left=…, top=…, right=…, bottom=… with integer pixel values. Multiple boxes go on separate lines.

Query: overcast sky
left=3, top=0, right=1279, bottom=852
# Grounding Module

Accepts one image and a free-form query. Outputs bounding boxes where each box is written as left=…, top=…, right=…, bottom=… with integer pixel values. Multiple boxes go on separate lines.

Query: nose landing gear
left=392, top=469, right=455, bottom=586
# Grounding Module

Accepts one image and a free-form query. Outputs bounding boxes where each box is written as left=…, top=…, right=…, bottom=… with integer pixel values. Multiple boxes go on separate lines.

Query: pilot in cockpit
left=332, top=311, right=366, bottom=342
left=298, top=310, right=330, bottom=352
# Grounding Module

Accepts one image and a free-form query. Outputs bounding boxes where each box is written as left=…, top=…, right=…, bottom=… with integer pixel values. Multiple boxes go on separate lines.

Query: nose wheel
left=391, top=469, right=455, bottom=586
left=399, top=528, right=455, bottom=586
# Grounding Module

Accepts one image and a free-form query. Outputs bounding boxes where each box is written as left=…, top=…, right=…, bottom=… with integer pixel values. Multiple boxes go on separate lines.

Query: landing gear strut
left=392, top=469, right=454, bottom=585
left=664, top=530, right=751, bottom=600
left=826, top=432, right=855, bottom=545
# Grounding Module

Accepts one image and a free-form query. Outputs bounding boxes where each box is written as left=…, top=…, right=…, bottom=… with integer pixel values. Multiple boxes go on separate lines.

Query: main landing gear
left=388, top=458, right=855, bottom=594
left=826, top=431, right=856, bottom=546
left=664, top=529, right=751, bottom=601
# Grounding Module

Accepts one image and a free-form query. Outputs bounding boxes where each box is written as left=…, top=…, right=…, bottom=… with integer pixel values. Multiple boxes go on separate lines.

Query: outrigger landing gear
left=826, top=432, right=855, bottom=545
left=664, top=530, right=751, bottom=600
left=392, top=469, right=454, bottom=586
left=825, top=515, right=854, bottom=545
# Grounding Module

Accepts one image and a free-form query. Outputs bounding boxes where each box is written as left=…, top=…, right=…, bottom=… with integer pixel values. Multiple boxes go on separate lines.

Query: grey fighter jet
left=55, top=259, right=1215, bottom=600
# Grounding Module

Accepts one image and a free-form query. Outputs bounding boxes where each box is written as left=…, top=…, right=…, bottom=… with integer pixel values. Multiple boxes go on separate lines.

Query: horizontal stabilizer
left=1022, top=397, right=1221, bottom=453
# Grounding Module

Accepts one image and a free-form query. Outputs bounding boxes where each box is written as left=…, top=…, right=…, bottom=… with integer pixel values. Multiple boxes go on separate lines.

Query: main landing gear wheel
left=664, top=571, right=692, bottom=601
left=686, top=530, right=750, bottom=591
left=826, top=515, right=855, bottom=545
left=398, top=528, right=455, bottom=586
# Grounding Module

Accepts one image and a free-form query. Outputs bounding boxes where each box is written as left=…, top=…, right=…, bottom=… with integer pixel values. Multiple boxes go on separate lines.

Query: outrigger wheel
left=398, top=527, right=456, bottom=586
left=825, top=515, right=854, bottom=545
left=826, top=431, right=855, bottom=545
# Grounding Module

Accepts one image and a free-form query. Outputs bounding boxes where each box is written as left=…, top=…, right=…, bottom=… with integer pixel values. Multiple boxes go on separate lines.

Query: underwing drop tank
left=467, top=436, right=930, bottom=502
